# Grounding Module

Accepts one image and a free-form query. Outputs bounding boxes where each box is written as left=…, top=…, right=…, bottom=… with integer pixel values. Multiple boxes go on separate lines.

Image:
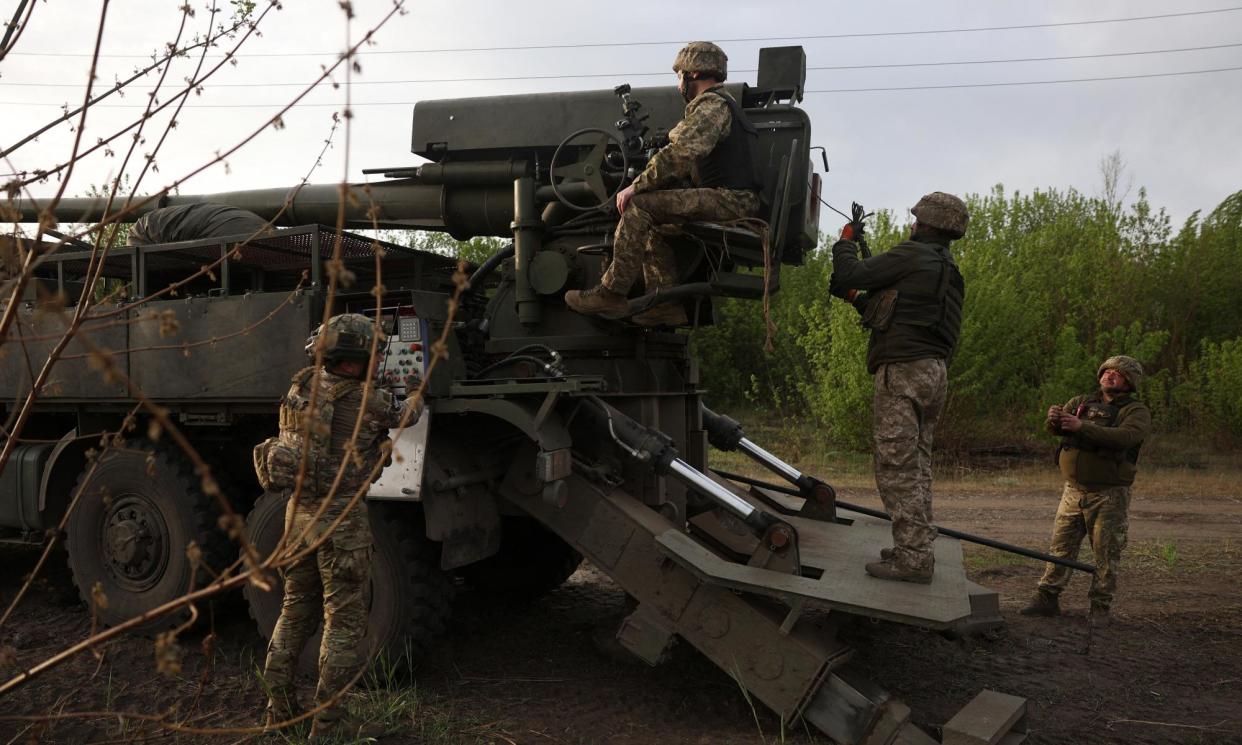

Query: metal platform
left=657, top=509, right=972, bottom=629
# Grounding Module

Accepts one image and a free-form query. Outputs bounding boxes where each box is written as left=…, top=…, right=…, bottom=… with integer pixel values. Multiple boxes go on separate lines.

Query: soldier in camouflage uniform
left=259, top=313, right=424, bottom=739
left=1021, top=355, right=1151, bottom=624
left=830, top=192, right=968, bottom=584
left=564, top=41, right=761, bottom=327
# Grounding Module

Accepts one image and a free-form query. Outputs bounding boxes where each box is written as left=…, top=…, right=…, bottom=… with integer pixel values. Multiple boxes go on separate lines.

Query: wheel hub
left=103, top=495, right=170, bottom=591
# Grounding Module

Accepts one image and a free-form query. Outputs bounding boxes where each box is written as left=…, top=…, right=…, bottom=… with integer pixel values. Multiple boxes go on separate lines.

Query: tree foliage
left=694, top=186, right=1242, bottom=449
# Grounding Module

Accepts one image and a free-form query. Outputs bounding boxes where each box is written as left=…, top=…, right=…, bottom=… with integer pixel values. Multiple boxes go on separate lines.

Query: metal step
left=501, top=471, right=1019, bottom=744
left=942, top=689, right=1029, bottom=745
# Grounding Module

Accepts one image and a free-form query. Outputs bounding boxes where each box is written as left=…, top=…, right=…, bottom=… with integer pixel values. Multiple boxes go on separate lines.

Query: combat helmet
left=911, top=192, right=970, bottom=238
left=304, top=313, right=379, bottom=362
left=1098, top=355, right=1143, bottom=391
left=673, top=41, right=728, bottom=81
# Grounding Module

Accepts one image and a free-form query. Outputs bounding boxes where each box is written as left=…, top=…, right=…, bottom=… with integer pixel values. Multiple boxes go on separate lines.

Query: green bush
left=1175, top=337, right=1242, bottom=442
left=693, top=185, right=1242, bottom=449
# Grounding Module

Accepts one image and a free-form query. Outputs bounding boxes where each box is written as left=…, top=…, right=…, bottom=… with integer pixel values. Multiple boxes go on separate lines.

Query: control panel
left=353, top=304, right=432, bottom=502
left=376, top=309, right=428, bottom=399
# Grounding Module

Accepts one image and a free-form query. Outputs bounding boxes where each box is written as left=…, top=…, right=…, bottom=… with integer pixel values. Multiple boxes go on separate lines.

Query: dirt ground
left=1, top=465, right=1240, bottom=745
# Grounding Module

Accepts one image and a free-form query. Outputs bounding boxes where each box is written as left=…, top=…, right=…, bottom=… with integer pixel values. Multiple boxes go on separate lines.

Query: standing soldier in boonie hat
left=829, top=192, right=969, bottom=584
left=564, top=41, right=762, bottom=327
left=1021, top=355, right=1151, bottom=625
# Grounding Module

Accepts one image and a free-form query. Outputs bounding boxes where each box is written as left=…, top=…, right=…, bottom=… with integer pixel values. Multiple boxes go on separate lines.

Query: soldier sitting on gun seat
left=564, top=41, right=761, bottom=327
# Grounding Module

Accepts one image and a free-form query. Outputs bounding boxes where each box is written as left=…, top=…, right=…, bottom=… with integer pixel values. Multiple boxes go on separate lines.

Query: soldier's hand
left=1047, top=405, right=1063, bottom=422
left=828, top=275, right=847, bottom=298
left=406, top=394, right=427, bottom=423
left=839, top=222, right=862, bottom=242
left=1057, top=414, right=1083, bottom=432
left=616, top=184, right=636, bottom=214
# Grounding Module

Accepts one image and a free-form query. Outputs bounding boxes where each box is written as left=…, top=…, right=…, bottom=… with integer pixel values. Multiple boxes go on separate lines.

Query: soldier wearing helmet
left=259, top=312, right=424, bottom=739
left=565, top=41, right=761, bottom=326
left=1021, top=355, right=1152, bottom=624
left=828, top=191, right=969, bottom=584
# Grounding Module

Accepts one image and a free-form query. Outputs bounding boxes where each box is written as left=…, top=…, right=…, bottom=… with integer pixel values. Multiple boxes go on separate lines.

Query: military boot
left=633, top=303, right=688, bottom=327
left=262, top=689, right=303, bottom=729
left=308, top=716, right=386, bottom=742
left=880, top=547, right=894, bottom=561
left=1019, top=589, right=1061, bottom=617
left=564, top=285, right=629, bottom=319
left=864, top=559, right=933, bottom=585
left=1089, top=602, right=1111, bottom=627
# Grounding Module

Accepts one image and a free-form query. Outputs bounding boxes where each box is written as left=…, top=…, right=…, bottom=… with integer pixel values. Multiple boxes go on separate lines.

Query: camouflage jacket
left=293, top=368, right=422, bottom=548
left=321, top=368, right=418, bottom=492
left=1049, top=392, right=1150, bottom=488
left=632, top=84, right=749, bottom=195
left=278, top=368, right=419, bottom=493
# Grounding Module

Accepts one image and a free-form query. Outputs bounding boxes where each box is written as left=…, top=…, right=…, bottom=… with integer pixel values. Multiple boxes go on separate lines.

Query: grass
left=326, top=649, right=513, bottom=744
left=962, top=547, right=1037, bottom=571
left=1158, top=540, right=1179, bottom=569
left=707, top=411, right=1242, bottom=500
left=1126, top=538, right=1242, bottom=574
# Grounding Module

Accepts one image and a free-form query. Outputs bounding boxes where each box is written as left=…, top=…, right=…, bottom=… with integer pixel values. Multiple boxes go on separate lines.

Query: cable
left=806, top=64, right=1242, bottom=93
left=473, top=354, right=560, bottom=379
left=8, top=6, right=1241, bottom=58
left=8, top=40, right=1241, bottom=88
left=6, top=62, right=1241, bottom=109
left=817, top=196, right=852, bottom=222
left=507, top=344, right=562, bottom=362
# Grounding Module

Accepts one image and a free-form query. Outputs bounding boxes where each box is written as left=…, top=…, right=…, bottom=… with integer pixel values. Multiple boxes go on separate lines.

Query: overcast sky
left=3, top=0, right=1240, bottom=231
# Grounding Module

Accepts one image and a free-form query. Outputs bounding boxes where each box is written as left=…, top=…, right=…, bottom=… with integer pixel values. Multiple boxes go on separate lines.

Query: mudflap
left=501, top=472, right=1022, bottom=744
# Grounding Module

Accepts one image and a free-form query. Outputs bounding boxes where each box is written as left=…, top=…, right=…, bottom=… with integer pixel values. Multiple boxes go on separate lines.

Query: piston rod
left=668, top=459, right=757, bottom=521
left=738, top=437, right=802, bottom=484
left=581, top=397, right=782, bottom=541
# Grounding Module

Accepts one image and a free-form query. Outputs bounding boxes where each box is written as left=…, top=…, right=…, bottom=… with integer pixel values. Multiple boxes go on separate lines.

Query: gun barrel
left=9, top=178, right=516, bottom=238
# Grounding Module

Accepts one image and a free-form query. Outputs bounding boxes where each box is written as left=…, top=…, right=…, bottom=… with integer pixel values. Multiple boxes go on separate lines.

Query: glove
left=828, top=274, right=847, bottom=299
left=829, top=275, right=862, bottom=303
left=839, top=221, right=865, bottom=242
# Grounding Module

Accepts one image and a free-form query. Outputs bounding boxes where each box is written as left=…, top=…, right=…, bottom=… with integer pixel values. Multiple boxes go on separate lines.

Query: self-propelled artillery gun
left=2, top=46, right=1037, bottom=743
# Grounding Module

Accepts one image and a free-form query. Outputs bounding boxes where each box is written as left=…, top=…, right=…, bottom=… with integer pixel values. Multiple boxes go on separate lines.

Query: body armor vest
left=697, top=91, right=761, bottom=192
left=1062, top=395, right=1143, bottom=465
left=253, top=367, right=361, bottom=495
left=890, top=242, right=966, bottom=353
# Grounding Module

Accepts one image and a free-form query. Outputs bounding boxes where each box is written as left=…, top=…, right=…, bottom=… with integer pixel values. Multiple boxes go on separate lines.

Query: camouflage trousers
left=262, top=499, right=372, bottom=726
left=873, top=358, right=947, bottom=571
left=1037, top=482, right=1131, bottom=610
left=600, top=188, right=759, bottom=294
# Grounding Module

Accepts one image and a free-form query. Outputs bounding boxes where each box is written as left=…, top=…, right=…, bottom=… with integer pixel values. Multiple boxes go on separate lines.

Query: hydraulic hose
left=579, top=396, right=785, bottom=542
left=467, top=242, right=515, bottom=292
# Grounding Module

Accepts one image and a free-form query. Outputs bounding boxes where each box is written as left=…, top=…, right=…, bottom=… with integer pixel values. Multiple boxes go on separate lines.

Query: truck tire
left=64, top=445, right=229, bottom=632
left=243, top=493, right=452, bottom=673
left=458, top=515, right=583, bottom=604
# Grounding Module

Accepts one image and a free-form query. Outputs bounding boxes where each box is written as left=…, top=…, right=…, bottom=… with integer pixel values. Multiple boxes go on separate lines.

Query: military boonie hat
left=911, top=191, right=969, bottom=238
left=673, top=41, right=728, bottom=81
left=1098, top=355, right=1143, bottom=390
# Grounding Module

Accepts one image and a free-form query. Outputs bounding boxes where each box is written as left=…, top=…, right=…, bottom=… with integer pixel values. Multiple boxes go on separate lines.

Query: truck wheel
left=64, top=445, right=228, bottom=632
left=459, top=516, right=583, bottom=604
left=243, top=494, right=452, bottom=673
